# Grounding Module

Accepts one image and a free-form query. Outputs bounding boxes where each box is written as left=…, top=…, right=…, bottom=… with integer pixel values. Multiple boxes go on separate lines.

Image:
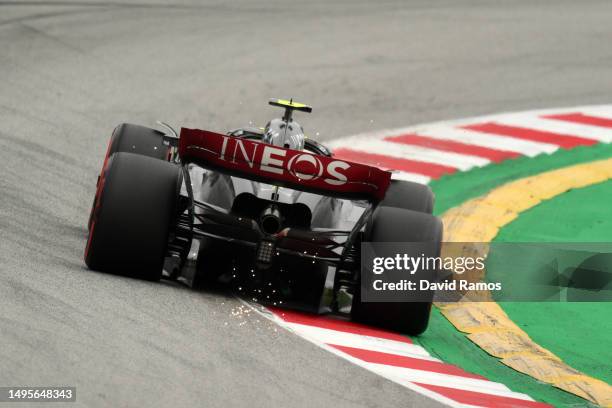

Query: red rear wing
left=179, top=128, right=391, bottom=201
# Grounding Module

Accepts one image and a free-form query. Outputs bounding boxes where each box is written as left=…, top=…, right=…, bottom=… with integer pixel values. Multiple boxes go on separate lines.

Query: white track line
left=285, top=322, right=436, bottom=360
left=389, top=171, right=432, bottom=184
left=496, top=114, right=612, bottom=142
left=243, top=300, right=467, bottom=408
left=330, top=126, right=558, bottom=157
left=411, top=125, right=559, bottom=156
left=362, top=363, right=529, bottom=398
left=327, top=106, right=612, bottom=187
left=573, top=106, right=612, bottom=118
left=341, top=139, right=489, bottom=170
left=245, top=301, right=543, bottom=407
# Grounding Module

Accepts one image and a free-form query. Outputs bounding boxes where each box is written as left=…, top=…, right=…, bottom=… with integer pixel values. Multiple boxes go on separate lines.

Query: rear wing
left=179, top=128, right=391, bottom=201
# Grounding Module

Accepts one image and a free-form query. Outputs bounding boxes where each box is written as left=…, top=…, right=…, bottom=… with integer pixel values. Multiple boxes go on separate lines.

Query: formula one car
left=84, top=99, right=442, bottom=335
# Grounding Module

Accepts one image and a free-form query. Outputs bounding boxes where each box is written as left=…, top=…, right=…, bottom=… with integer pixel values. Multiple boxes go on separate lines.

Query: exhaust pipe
left=260, top=205, right=282, bottom=235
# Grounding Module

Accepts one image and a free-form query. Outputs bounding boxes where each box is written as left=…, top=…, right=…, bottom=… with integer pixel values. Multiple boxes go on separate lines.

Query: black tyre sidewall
left=87, top=124, right=169, bottom=230
left=379, top=180, right=434, bottom=214
left=85, top=152, right=180, bottom=281
left=352, top=207, right=443, bottom=335
left=110, top=123, right=169, bottom=160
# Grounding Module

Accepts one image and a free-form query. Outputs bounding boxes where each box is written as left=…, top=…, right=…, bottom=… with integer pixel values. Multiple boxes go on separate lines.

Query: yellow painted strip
left=436, top=157, right=612, bottom=407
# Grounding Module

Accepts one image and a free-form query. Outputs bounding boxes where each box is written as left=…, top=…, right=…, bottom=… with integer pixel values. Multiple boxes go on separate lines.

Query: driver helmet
left=263, top=118, right=305, bottom=150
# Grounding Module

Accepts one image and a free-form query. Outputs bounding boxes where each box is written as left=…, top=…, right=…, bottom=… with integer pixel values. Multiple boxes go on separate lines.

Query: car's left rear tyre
left=88, top=124, right=170, bottom=230
left=108, top=123, right=170, bottom=160
left=85, top=152, right=181, bottom=281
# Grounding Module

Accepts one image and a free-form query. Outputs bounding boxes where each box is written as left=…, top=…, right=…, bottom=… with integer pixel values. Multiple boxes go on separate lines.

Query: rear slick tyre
left=88, top=124, right=170, bottom=230
left=351, top=206, right=443, bottom=335
left=85, top=152, right=180, bottom=281
left=379, top=179, right=434, bottom=214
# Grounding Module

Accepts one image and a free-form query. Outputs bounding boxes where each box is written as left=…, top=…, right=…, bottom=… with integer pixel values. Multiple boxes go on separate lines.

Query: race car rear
left=84, top=100, right=442, bottom=335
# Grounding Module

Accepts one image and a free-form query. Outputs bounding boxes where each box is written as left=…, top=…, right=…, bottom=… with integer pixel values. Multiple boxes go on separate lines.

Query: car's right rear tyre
left=379, top=179, right=434, bottom=214
left=351, top=206, right=443, bottom=335
left=85, top=152, right=181, bottom=281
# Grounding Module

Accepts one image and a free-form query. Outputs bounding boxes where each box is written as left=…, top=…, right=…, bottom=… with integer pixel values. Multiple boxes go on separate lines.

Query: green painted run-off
left=420, top=143, right=612, bottom=407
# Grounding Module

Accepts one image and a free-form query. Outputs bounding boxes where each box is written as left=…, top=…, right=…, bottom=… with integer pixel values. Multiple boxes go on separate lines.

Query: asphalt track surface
left=1, top=1, right=612, bottom=407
